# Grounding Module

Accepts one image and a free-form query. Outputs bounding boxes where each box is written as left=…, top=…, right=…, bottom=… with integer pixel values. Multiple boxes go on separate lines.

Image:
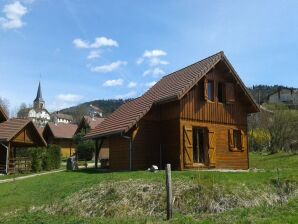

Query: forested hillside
left=59, top=99, right=129, bottom=122
left=247, top=84, right=295, bottom=104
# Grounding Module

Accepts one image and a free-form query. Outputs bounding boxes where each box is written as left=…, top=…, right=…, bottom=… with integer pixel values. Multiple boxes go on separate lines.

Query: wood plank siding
left=88, top=52, right=259, bottom=171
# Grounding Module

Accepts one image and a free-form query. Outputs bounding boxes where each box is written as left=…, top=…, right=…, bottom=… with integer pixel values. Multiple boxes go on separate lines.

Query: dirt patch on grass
left=31, top=178, right=298, bottom=218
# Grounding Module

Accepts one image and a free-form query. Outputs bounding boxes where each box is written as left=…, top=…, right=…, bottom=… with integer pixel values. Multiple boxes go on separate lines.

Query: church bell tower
left=33, top=81, right=45, bottom=110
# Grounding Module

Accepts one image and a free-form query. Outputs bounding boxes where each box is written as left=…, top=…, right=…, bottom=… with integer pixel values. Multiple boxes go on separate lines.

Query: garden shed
left=0, top=118, right=47, bottom=174
left=43, top=123, right=77, bottom=158
left=85, top=51, right=259, bottom=171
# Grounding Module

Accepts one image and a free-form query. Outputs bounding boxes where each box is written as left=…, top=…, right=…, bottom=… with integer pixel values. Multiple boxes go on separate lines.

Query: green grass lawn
left=0, top=152, right=297, bottom=223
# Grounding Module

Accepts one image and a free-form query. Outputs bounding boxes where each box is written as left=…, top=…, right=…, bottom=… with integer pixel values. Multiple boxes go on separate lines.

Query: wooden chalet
left=43, top=123, right=78, bottom=158
left=85, top=52, right=259, bottom=171
left=0, top=116, right=47, bottom=174
left=76, top=116, right=109, bottom=163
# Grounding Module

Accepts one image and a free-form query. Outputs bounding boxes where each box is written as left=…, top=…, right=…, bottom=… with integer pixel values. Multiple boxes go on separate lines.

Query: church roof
left=34, top=81, right=44, bottom=103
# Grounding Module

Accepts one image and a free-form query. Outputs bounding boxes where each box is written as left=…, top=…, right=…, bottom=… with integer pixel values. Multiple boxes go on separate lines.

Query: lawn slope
left=0, top=153, right=298, bottom=223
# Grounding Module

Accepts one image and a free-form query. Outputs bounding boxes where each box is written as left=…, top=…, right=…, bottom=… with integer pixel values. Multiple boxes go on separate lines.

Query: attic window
left=207, top=80, right=214, bottom=101
left=218, top=82, right=224, bottom=103
left=226, top=82, right=235, bottom=103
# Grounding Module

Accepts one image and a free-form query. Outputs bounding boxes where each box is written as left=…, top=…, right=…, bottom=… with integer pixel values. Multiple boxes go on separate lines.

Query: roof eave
left=84, top=130, right=124, bottom=140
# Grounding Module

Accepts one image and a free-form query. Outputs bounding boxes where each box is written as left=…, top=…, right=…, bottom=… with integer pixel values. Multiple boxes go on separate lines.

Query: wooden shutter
left=183, top=126, right=193, bottom=166
left=204, top=78, right=208, bottom=101
left=208, top=128, right=216, bottom=167
left=228, top=129, right=234, bottom=150
left=225, top=82, right=235, bottom=103
left=241, top=130, right=246, bottom=151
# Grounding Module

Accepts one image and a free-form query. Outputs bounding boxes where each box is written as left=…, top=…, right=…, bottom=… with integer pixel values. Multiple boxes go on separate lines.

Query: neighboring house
left=0, top=118, right=47, bottom=174
left=268, top=88, right=298, bottom=108
left=89, top=104, right=103, bottom=118
left=76, top=116, right=108, bottom=162
left=43, top=123, right=78, bottom=158
left=51, top=112, right=73, bottom=124
left=19, top=82, right=51, bottom=127
left=85, top=51, right=259, bottom=171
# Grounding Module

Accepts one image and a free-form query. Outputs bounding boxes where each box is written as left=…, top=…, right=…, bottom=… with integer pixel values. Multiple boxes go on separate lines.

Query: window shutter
left=208, top=128, right=216, bottom=167
left=183, top=126, right=193, bottom=166
left=228, top=129, right=234, bottom=150
left=226, top=82, right=235, bottom=103
left=241, top=130, right=246, bottom=151
left=204, top=78, right=208, bottom=101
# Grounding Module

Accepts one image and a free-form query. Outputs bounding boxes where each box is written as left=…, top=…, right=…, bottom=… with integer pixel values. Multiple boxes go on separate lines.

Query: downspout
left=122, top=134, right=132, bottom=171
left=0, top=142, right=8, bottom=175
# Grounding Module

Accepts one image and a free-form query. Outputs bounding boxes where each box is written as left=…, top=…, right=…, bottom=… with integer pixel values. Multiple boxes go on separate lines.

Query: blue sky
left=1, top=0, right=298, bottom=114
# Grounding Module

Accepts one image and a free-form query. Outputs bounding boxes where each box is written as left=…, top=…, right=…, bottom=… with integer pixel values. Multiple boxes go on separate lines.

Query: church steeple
left=33, top=81, right=45, bottom=110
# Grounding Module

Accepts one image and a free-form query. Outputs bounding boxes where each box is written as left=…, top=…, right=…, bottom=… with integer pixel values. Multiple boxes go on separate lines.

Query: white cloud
left=103, top=78, right=123, bottom=87
left=137, top=49, right=169, bottom=68
left=127, top=81, right=137, bottom=88
left=87, top=50, right=100, bottom=59
left=0, top=1, right=28, bottom=30
left=136, top=57, right=144, bottom=65
left=146, top=81, right=157, bottom=88
left=73, top=36, right=118, bottom=49
left=148, top=57, right=169, bottom=66
left=143, top=67, right=166, bottom=78
left=143, top=49, right=167, bottom=58
left=115, top=91, right=137, bottom=99
left=73, top=38, right=89, bottom=49
left=56, top=94, right=83, bottom=102
left=48, top=94, right=84, bottom=111
left=91, top=60, right=127, bottom=73
left=90, top=37, right=118, bottom=48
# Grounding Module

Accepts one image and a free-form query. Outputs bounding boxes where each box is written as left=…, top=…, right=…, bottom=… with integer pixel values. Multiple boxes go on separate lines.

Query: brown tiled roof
left=85, top=51, right=259, bottom=139
left=0, top=106, right=8, bottom=122
left=46, top=123, right=78, bottom=139
left=84, top=116, right=105, bottom=129
left=36, top=127, right=44, bottom=136
left=0, top=118, right=47, bottom=146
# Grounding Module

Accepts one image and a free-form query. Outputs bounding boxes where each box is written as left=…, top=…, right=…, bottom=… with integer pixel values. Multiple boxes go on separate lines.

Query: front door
left=193, top=128, right=206, bottom=164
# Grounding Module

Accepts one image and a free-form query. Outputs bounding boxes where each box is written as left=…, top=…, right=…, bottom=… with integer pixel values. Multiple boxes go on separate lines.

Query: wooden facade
left=42, top=123, right=77, bottom=158
left=0, top=119, right=47, bottom=174
left=86, top=52, right=259, bottom=171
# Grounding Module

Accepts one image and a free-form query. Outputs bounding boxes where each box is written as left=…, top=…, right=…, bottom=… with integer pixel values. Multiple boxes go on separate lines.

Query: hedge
left=28, top=144, right=61, bottom=172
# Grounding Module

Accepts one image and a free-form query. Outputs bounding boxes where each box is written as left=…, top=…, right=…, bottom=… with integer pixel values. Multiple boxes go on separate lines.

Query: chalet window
left=233, top=130, right=241, bottom=149
left=217, top=82, right=224, bottom=103
left=229, top=129, right=245, bottom=151
left=207, top=80, right=214, bottom=101
left=225, top=82, right=235, bottom=103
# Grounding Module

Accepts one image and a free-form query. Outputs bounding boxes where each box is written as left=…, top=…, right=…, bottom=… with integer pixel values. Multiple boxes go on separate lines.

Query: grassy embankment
left=0, top=152, right=297, bottom=223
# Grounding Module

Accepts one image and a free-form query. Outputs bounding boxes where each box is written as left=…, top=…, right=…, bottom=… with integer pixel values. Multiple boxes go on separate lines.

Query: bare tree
left=267, top=110, right=298, bottom=153
left=0, top=97, right=9, bottom=117
left=17, top=103, right=29, bottom=118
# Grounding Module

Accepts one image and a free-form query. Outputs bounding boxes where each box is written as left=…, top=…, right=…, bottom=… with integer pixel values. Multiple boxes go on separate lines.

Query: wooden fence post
left=166, top=163, right=173, bottom=220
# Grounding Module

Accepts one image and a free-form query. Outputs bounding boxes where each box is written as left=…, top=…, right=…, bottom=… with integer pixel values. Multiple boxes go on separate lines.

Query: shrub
left=30, top=147, right=45, bottom=172
left=76, top=140, right=95, bottom=161
left=249, top=128, right=271, bottom=151
left=47, top=144, right=61, bottom=169
left=28, top=145, right=61, bottom=172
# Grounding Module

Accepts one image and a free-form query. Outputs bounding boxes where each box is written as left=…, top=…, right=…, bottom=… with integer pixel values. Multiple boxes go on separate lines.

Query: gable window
left=207, top=80, right=214, bottom=101
left=226, top=82, right=235, bottom=103
left=217, top=82, right=224, bottom=103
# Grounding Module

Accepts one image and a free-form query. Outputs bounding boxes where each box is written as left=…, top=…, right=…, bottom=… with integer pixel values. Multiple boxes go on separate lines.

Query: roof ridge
left=160, top=51, right=223, bottom=80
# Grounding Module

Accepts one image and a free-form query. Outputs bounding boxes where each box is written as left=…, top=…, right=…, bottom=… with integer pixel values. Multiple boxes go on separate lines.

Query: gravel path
left=0, top=169, right=64, bottom=184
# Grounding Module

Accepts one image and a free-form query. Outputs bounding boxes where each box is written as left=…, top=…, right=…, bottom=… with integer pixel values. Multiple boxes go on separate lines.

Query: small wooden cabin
left=43, top=123, right=77, bottom=158
left=0, top=118, right=47, bottom=174
left=85, top=52, right=259, bottom=170
left=76, top=116, right=109, bottom=162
